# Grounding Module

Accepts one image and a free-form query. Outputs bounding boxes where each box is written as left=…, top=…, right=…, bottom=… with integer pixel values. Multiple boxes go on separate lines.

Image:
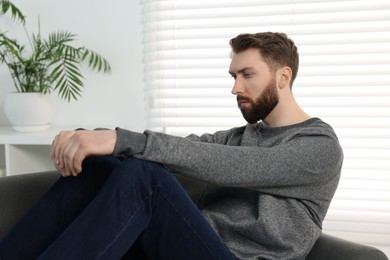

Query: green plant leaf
left=0, top=0, right=25, bottom=24
left=82, top=49, right=111, bottom=73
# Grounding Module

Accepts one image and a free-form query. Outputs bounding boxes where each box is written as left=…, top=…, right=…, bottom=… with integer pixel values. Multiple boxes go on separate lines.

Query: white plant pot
left=4, top=92, right=54, bottom=132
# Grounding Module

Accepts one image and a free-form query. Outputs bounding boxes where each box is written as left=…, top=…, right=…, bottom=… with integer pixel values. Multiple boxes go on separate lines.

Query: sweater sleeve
left=113, top=125, right=343, bottom=195
left=113, top=126, right=238, bottom=157
left=113, top=127, right=147, bottom=158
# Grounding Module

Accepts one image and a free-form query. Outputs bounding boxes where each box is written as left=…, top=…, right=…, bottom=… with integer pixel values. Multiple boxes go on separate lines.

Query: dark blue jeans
left=0, top=156, right=236, bottom=260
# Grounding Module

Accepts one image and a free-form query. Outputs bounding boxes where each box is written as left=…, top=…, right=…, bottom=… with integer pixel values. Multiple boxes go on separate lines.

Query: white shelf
left=0, top=126, right=59, bottom=145
left=0, top=126, right=63, bottom=176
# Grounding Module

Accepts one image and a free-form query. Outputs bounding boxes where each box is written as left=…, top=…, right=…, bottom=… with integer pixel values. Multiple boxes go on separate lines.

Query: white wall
left=0, top=0, right=145, bottom=131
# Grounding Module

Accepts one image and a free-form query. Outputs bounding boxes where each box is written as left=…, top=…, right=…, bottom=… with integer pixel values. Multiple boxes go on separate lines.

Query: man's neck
left=262, top=97, right=310, bottom=128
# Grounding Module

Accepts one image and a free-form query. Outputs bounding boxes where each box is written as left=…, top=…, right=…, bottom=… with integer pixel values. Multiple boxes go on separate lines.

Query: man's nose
left=231, top=78, right=244, bottom=95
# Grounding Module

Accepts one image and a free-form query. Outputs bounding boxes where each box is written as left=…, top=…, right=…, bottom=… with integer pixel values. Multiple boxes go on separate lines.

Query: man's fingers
left=51, top=131, right=76, bottom=176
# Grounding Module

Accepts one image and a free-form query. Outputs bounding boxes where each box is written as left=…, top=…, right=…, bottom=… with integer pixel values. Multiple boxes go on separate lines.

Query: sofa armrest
left=0, top=171, right=58, bottom=240
left=307, top=233, right=388, bottom=260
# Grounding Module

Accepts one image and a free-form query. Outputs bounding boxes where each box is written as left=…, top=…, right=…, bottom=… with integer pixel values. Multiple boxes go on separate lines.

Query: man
left=0, top=32, right=343, bottom=259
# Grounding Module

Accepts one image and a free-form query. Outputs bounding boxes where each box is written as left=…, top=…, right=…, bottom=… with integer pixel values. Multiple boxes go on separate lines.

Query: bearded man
left=0, top=32, right=343, bottom=260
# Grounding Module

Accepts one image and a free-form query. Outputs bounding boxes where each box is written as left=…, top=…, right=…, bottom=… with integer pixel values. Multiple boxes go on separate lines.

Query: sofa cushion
left=0, top=171, right=58, bottom=239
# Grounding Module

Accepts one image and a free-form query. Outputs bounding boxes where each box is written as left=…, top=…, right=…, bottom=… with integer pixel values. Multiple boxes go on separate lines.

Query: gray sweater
left=113, top=118, right=343, bottom=260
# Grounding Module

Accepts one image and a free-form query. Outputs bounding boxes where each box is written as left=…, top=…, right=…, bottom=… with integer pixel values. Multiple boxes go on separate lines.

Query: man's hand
left=51, top=130, right=117, bottom=177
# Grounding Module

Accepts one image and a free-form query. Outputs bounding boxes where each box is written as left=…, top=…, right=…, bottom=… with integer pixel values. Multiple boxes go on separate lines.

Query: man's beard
left=237, top=77, right=279, bottom=124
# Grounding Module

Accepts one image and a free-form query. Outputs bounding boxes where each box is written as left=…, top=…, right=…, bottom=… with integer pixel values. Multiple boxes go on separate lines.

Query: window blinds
left=141, top=0, right=390, bottom=255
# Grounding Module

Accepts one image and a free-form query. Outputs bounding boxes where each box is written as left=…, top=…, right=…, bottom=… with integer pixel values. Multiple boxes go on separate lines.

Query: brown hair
left=229, top=32, right=299, bottom=87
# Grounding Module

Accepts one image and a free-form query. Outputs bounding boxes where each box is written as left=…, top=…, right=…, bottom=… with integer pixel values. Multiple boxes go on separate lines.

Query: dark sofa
left=0, top=171, right=388, bottom=260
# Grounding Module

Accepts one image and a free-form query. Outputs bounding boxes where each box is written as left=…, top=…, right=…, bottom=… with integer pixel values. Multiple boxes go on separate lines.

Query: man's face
left=229, top=48, right=279, bottom=124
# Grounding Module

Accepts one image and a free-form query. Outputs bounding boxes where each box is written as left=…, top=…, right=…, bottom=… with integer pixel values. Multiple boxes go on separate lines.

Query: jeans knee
left=82, top=155, right=121, bottom=170
left=115, top=157, right=174, bottom=189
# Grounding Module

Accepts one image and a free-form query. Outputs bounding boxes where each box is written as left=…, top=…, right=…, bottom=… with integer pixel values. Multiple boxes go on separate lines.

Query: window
left=141, top=0, right=390, bottom=254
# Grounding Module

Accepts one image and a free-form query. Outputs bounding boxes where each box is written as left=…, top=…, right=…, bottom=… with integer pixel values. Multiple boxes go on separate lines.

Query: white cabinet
left=0, top=127, right=60, bottom=176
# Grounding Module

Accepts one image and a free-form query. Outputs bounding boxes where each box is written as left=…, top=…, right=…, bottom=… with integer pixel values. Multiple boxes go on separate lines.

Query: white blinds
left=141, top=0, right=390, bottom=255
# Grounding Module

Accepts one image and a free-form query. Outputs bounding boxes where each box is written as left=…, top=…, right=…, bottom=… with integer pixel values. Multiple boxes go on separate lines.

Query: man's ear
left=277, top=67, right=292, bottom=89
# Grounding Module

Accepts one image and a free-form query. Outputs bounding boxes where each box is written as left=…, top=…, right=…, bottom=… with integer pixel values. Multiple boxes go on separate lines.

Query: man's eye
left=231, top=75, right=236, bottom=80
left=244, top=73, right=251, bottom=78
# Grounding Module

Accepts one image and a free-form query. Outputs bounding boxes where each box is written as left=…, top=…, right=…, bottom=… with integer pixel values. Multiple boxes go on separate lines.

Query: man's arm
left=114, top=127, right=343, bottom=197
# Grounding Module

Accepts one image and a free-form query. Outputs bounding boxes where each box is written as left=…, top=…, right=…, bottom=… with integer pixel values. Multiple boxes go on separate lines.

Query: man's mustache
left=237, top=96, right=251, bottom=103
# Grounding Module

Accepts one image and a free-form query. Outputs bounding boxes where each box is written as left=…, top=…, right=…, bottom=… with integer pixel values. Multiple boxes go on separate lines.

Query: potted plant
left=0, top=0, right=111, bottom=132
